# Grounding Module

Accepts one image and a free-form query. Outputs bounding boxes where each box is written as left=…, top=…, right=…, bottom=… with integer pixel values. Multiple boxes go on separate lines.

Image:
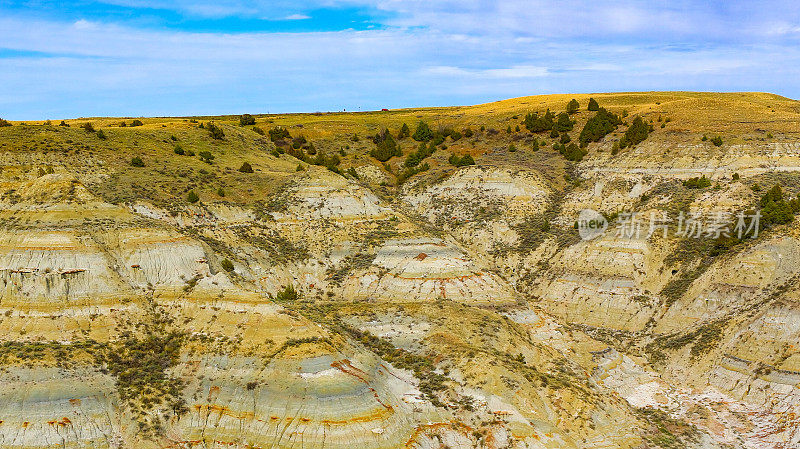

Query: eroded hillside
left=0, top=92, right=798, bottom=448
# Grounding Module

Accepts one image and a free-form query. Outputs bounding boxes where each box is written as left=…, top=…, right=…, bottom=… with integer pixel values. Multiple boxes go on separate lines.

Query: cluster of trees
left=618, top=116, right=650, bottom=149
left=448, top=153, right=475, bottom=167
left=523, top=110, right=574, bottom=133
left=553, top=142, right=587, bottom=162
left=579, top=108, right=621, bottom=145
left=760, top=184, right=800, bottom=229
left=523, top=110, right=554, bottom=132
left=268, top=126, right=291, bottom=142
left=683, top=175, right=712, bottom=189
left=370, top=128, right=401, bottom=162
left=405, top=141, right=436, bottom=167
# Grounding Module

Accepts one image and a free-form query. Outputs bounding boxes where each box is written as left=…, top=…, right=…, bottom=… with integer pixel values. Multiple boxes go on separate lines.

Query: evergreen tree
left=587, top=98, right=600, bottom=111
left=412, top=121, right=433, bottom=141
left=555, top=112, right=574, bottom=132
left=567, top=99, right=580, bottom=114
left=619, top=116, right=649, bottom=148
left=398, top=123, right=411, bottom=139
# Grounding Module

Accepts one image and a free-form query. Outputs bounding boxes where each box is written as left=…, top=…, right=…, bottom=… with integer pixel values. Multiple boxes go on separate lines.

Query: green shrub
left=463, top=127, right=474, bottom=138
left=276, top=284, right=299, bottom=302
left=173, top=145, right=185, bottom=155
left=508, top=144, right=517, bottom=152
left=560, top=133, right=571, bottom=144
left=412, top=121, right=433, bottom=141
left=59, top=120, right=69, bottom=127
left=269, top=126, right=291, bottom=141
left=405, top=141, right=435, bottom=167
left=198, top=151, right=215, bottom=163
left=711, top=136, right=723, bottom=146
left=587, top=97, right=599, bottom=111
left=130, top=119, right=144, bottom=127
left=130, top=157, right=145, bottom=167
left=531, top=139, right=539, bottom=152
left=567, top=99, right=579, bottom=114
left=187, top=191, right=199, bottom=203
left=550, top=128, right=560, bottom=138
left=205, top=122, right=225, bottom=140
left=238, top=162, right=254, bottom=173
left=81, top=122, right=95, bottom=132
left=252, top=126, right=265, bottom=136
left=96, top=129, right=107, bottom=140
left=0, top=118, right=12, bottom=127
left=217, top=187, right=225, bottom=197
left=579, top=108, right=621, bottom=145
left=239, top=114, right=256, bottom=126
left=220, top=259, right=235, bottom=272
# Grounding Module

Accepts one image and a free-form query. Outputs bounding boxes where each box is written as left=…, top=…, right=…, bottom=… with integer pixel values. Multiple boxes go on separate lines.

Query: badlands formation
left=0, top=92, right=798, bottom=448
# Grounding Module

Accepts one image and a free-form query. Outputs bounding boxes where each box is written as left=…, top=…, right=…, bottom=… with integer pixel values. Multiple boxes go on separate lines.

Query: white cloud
left=3, top=1, right=800, bottom=119
left=283, top=13, right=311, bottom=20
left=424, top=65, right=548, bottom=79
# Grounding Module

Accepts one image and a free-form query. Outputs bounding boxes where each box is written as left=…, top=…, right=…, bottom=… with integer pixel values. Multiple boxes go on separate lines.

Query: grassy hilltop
left=1, top=91, right=798, bottom=211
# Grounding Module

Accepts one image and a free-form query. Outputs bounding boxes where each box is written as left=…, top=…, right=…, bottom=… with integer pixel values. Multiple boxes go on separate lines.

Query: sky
left=1, top=1, right=800, bottom=119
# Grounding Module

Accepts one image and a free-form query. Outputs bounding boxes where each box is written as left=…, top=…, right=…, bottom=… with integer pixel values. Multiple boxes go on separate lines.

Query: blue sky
left=1, top=1, right=800, bottom=119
